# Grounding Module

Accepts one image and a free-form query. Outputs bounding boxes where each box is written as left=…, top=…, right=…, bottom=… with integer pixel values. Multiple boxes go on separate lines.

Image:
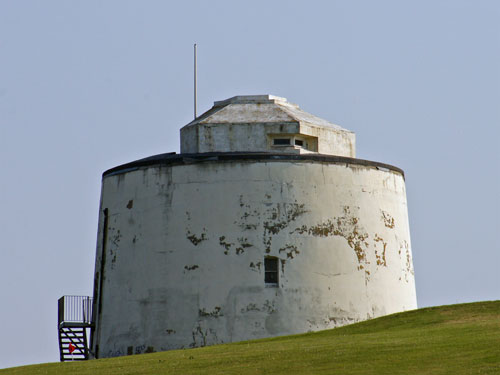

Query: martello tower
left=60, top=95, right=416, bottom=359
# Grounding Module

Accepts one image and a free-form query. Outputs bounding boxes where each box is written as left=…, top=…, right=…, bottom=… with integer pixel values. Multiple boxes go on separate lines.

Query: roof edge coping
left=102, top=152, right=404, bottom=180
left=213, top=95, right=298, bottom=108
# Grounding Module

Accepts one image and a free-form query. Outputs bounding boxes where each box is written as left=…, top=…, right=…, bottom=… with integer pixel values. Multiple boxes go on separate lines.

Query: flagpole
left=194, top=43, right=197, bottom=119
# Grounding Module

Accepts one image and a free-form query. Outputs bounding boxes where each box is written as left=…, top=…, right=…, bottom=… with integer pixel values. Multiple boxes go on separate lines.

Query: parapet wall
left=92, top=154, right=416, bottom=358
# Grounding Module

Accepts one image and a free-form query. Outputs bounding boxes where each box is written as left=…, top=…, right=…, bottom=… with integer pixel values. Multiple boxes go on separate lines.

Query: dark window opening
left=295, top=139, right=304, bottom=147
left=265, top=257, right=279, bottom=286
left=273, top=138, right=291, bottom=146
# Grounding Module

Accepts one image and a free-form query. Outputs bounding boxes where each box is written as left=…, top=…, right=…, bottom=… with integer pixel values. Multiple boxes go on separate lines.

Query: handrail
left=58, top=295, right=93, bottom=326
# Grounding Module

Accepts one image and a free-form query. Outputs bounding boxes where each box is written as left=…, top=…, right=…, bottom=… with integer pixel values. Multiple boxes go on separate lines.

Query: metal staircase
left=58, top=296, right=94, bottom=361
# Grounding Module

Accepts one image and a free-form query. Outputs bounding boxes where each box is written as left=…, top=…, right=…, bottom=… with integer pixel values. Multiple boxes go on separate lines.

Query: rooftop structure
left=181, top=95, right=355, bottom=156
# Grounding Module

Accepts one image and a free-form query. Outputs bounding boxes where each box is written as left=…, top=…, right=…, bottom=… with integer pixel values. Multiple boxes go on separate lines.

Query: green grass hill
left=2, top=301, right=499, bottom=375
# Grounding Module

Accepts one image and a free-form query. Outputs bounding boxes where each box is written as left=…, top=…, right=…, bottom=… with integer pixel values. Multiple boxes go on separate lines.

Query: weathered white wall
left=181, top=122, right=355, bottom=157
left=180, top=98, right=356, bottom=157
left=300, top=123, right=355, bottom=156
left=92, top=159, right=416, bottom=358
left=195, top=122, right=299, bottom=153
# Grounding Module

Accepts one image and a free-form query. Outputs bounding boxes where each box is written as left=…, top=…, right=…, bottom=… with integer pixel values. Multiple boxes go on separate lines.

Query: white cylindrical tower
left=90, top=95, right=416, bottom=358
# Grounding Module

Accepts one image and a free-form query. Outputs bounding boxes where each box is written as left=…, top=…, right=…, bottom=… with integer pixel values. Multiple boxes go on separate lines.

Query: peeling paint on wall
left=278, top=244, right=300, bottom=259
left=191, top=324, right=223, bottom=348
left=381, top=210, right=395, bottom=228
left=263, top=203, right=307, bottom=235
left=398, top=240, right=414, bottom=282
left=261, top=203, right=307, bottom=254
left=94, top=160, right=416, bottom=358
left=219, top=236, right=253, bottom=255
left=186, top=229, right=207, bottom=245
left=374, top=234, right=387, bottom=266
left=199, top=307, right=223, bottom=318
left=249, top=261, right=262, bottom=272
left=293, top=206, right=370, bottom=278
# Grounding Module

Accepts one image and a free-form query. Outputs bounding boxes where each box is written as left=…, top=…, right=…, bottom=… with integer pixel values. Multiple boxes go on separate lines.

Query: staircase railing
left=58, top=295, right=93, bottom=326
left=58, top=295, right=94, bottom=361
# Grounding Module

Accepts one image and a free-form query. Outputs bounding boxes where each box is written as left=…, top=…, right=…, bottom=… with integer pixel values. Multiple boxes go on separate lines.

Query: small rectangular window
left=273, top=138, right=291, bottom=146
left=265, top=257, right=279, bottom=286
left=294, top=139, right=304, bottom=147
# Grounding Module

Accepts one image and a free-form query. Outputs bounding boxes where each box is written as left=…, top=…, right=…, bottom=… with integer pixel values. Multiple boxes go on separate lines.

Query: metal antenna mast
left=194, top=43, right=197, bottom=119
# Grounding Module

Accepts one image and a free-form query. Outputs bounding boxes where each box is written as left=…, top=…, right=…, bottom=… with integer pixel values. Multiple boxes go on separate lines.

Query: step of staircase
left=58, top=326, right=90, bottom=361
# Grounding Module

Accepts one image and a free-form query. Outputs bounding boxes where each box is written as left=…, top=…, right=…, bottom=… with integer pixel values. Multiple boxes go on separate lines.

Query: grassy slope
left=3, top=301, right=499, bottom=375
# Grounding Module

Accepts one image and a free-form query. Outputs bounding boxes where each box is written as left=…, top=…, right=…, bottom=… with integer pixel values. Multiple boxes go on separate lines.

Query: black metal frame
left=58, top=295, right=94, bottom=361
left=58, top=296, right=94, bottom=326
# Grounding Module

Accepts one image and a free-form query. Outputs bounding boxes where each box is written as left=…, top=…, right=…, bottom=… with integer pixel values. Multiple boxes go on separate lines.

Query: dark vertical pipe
left=95, top=208, right=109, bottom=359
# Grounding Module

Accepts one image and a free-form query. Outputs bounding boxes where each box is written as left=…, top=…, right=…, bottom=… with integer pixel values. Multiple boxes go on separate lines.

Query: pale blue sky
left=0, top=0, right=499, bottom=369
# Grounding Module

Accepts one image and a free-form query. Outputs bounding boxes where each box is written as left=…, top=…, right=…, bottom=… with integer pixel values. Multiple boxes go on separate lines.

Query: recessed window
left=273, top=138, right=291, bottom=146
left=294, top=139, right=304, bottom=147
left=265, top=257, right=279, bottom=286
